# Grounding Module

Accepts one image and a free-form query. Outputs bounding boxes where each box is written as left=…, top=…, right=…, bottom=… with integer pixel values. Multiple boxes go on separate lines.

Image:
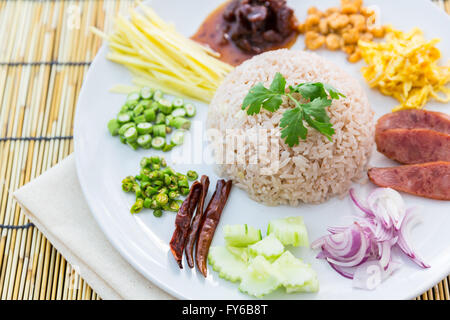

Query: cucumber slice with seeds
left=226, top=246, right=250, bottom=263
left=208, top=246, right=248, bottom=282
left=248, top=233, right=284, bottom=260
left=267, top=216, right=309, bottom=247
left=272, top=251, right=318, bottom=292
left=224, top=224, right=262, bottom=247
left=238, top=256, right=280, bottom=298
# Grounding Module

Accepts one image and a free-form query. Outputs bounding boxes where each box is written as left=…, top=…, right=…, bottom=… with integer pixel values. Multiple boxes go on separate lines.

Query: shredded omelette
left=359, top=27, right=450, bottom=111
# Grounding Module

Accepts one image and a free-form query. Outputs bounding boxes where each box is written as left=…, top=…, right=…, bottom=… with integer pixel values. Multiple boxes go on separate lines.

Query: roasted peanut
left=325, top=34, right=341, bottom=50
left=328, top=14, right=350, bottom=30
left=305, top=14, right=321, bottom=29
left=305, top=31, right=325, bottom=50
left=301, top=0, right=387, bottom=63
left=319, top=19, right=329, bottom=34
left=342, top=28, right=359, bottom=44
left=350, top=14, right=366, bottom=31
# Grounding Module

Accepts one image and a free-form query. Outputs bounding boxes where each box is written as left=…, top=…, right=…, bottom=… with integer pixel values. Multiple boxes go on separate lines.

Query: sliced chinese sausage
left=376, top=109, right=450, bottom=135
left=368, top=162, right=450, bottom=200
left=375, top=128, right=450, bottom=164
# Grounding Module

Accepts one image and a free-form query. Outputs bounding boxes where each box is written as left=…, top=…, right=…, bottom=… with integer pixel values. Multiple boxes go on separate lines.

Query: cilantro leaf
left=303, top=114, right=335, bottom=142
left=323, top=83, right=346, bottom=99
left=280, top=107, right=307, bottom=147
left=241, top=72, right=345, bottom=146
left=241, top=72, right=285, bottom=115
left=269, top=72, right=286, bottom=94
left=291, top=82, right=346, bottom=101
left=302, top=97, right=332, bottom=123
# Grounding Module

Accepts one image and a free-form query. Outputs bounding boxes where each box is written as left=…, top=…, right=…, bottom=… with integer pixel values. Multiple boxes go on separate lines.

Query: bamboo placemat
left=0, top=0, right=448, bottom=300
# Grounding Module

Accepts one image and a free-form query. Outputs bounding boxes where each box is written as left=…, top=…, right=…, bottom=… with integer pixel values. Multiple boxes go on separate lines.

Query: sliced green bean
left=137, top=122, right=153, bottom=135
left=107, top=119, right=120, bottom=136
left=171, top=108, right=186, bottom=118
left=184, top=103, right=196, bottom=117
left=153, top=90, right=163, bottom=101
left=117, top=112, right=131, bottom=124
left=124, top=126, right=138, bottom=142
left=140, top=87, right=153, bottom=100
left=153, top=124, right=166, bottom=137
left=169, top=117, right=191, bottom=130
left=172, top=98, right=184, bottom=108
left=151, top=136, right=166, bottom=150
left=155, top=112, right=166, bottom=125
left=144, top=109, right=156, bottom=122
left=130, top=198, right=144, bottom=214
left=158, top=99, right=173, bottom=115
left=137, top=134, right=152, bottom=148
left=171, top=130, right=185, bottom=146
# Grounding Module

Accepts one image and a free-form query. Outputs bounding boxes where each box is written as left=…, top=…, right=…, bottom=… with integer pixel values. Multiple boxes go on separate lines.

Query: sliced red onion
left=367, top=188, right=406, bottom=230
left=397, top=209, right=430, bottom=269
left=349, top=188, right=373, bottom=217
left=312, top=187, right=429, bottom=288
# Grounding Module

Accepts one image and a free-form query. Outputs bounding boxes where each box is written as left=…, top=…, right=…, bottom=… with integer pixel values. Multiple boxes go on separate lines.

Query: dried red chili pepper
left=169, top=181, right=202, bottom=268
left=185, top=175, right=210, bottom=269
left=195, top=179, right=232, bottom=277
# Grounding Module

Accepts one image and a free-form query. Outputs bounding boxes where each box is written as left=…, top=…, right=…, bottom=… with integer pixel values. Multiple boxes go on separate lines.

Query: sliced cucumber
left=224, top=224, right=262, bottom=247
left=272, top=251, right=318, bottom=292
left=239, top=256, right=280, bottom=298
left=267, top=216, right=309, bottom=247
left=248, top=233, right=284, bottom=260
left=226, top=246, right=250, bottom=263
left=151, top=136, right=166, bottom=150
left=171, top=130, right=185, bottom=146
left=184, top=103, right=196, bottom=117
left=208, top=246, right=248, bottom=282
left=171, top=108, right=187, bottom=118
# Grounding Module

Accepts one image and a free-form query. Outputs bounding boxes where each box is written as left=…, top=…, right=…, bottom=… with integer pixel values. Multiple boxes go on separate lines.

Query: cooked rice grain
left=207, top=49, right=374, bottom=205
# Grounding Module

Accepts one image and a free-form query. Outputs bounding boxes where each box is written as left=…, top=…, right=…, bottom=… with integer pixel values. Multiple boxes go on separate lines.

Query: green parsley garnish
left=241, top=72, right=346, bottom=147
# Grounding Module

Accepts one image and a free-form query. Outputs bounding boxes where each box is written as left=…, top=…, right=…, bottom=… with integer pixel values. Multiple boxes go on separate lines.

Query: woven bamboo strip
left=0, top=0, right=448, bottom=300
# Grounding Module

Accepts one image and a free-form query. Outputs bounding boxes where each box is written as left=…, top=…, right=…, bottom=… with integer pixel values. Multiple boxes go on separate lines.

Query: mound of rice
left=207, top=49, right=374, bottom=205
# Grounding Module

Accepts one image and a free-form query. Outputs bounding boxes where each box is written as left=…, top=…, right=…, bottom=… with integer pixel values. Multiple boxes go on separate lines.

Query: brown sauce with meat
left=192, top=0, right=299, bottom=66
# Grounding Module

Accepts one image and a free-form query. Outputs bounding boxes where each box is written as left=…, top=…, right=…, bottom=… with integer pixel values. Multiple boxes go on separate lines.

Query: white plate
left=74, top=0, right=450, bottom=299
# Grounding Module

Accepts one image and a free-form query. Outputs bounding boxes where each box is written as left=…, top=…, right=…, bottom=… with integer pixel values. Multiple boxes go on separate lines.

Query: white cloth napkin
left=13, top=154, right=174, bottom=300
